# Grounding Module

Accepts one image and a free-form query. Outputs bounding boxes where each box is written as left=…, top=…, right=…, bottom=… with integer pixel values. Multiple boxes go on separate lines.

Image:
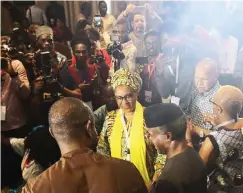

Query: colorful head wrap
left=111, top=68, right=142, bottom=92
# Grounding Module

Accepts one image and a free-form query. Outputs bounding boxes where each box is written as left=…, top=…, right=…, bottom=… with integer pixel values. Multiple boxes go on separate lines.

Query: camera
left=89, top=52, right=105, bottom=64
left=107, top=42, right=125, bottom=60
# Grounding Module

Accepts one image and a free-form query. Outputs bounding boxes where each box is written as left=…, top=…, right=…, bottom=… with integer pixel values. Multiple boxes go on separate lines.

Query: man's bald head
left=213, top=85, right=243, bottom=120
left=194, top=58, right=219, bottom=93
left=49, top=97, right=95, bottom=142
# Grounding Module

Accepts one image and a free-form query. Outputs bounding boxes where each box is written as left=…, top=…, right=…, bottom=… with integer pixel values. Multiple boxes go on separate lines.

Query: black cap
left=144, top=103, right=184, bottom=128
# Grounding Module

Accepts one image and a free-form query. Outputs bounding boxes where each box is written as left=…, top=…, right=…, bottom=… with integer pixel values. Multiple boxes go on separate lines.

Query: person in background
left=45, top=1, right=65, bottom=28
left=186, top=59, right=220, bottom=139
left=76, top=1, right=92, bottom=28
left=97, top=68, right=166, bottom=190
left=138, top=30, right=162, bottom=107
left=86, top=27, right=111, bottom=69
left=1, top=57, right=30, bottom=138
left=110, top=19, right=138, bottom=73
left=26, top=4, right=48, bottom=26
left=118, top=3, right=163, bottom=57
left=115, top=1, right=127, bottom=19
left=155, top=24, right=218, bottom=113
left=129, top=11, right=146, bottom=57
left=94, top=85, right=118, bottom=135
left=144, top=103, right=207, bottom=193
left=199, top=85, right=243, bottom=193
left=30, top=26, right=81, bottom=127
left=69, top=32, right=109, bottom=110
left=2, top=128, right=60, bottom=183
left=98, top=1, right=116, bottom=48
left=53, top=18, right=73, bottom=44
left=22, top=97, right=148, bottom=193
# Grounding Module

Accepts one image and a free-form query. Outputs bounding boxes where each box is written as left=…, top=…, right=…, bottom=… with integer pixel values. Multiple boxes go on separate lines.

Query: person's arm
left=62, top=87, right=82, bottom=99
left=96, top=118, right=111, bottom=156
left=11, top=60, right=31, bottom=99
left=199, top=137, right=215, bottom=165
left=94, top=105, right=107, bottom=135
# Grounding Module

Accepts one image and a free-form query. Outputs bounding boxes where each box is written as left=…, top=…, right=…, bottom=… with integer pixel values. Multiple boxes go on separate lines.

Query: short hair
left=131, top=11, right=145, bottom=23
left=85, top=27, right=100, bottom=41
left=115, top=18, right=131, bottom=32
left=160, top=115, right=187, bottom=141
left=71, top=30, right=91, bottom=53
left=144, top=30, right=160, bottom=41
left=49, top=97, right=95, bottom=142
left=98, top=1, right=106, bottom=7
left=80, top=2, right=91, bottom=12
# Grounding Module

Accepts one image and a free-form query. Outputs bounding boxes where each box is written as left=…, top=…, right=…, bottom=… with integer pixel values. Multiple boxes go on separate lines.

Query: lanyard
left=147, top=64, right=154, bottom=88
left=213, top=119, right=236, bottom=131
left=120, top=109, right=131, bottom=161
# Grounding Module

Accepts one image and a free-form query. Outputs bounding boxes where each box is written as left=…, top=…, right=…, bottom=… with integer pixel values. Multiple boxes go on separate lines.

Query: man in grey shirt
left=26, top=4, right=48, bottom=26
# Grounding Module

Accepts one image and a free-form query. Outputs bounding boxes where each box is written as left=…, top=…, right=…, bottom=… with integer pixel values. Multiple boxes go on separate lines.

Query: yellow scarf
left=110, top=102, right=150, bottom=183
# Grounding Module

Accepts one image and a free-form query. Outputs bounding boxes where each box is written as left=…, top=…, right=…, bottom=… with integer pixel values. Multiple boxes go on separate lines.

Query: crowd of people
left=1, top=1, right=243, bottom=193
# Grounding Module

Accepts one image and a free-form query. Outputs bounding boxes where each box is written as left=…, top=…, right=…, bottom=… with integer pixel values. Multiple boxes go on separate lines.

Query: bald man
left=200, top=86, right=243, bottom=193
left=186, top=59, right=220, bottom=135
left=22, top=97, right=148, bottom=193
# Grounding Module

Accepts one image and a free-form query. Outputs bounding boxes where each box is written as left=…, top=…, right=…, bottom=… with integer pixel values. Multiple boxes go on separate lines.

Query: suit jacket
left=22, top=148, right=148, bottom=193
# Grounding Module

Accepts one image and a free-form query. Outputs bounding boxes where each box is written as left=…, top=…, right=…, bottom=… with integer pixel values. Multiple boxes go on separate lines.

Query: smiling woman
left=97, top=68, right=166, bottom=189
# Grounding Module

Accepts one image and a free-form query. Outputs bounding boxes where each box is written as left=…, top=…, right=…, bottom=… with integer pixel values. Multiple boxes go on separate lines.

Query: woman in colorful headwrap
left=97, top=68, right=166, bottom=189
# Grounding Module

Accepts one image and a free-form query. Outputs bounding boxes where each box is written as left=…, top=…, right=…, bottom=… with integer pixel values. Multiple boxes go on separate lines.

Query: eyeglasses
left=38, top=38, right=53, bottom=44
left=115, top=93, right=134, bottom=103
left=209, top=98, right=223, bottom=113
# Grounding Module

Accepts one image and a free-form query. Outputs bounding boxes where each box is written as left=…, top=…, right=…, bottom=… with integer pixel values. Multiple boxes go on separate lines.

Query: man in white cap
left=30, top=26, right=81, bottom=127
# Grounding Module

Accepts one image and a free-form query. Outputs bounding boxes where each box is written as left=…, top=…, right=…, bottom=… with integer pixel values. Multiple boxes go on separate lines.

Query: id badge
left=1, top=106, right=6, bottom=121
left=145, top=90, right=152, bottom=103
left=171, top=96, right=180, bottom=106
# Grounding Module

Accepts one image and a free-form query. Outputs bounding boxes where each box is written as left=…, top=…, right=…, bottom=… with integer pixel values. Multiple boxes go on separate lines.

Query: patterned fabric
left=111, top=68, right=142, bottom=92
left=97, top=110, right=166, bottom=180
left=186, top=82, right=221, bottom=130
left=210, top=128, right=243, bottom=181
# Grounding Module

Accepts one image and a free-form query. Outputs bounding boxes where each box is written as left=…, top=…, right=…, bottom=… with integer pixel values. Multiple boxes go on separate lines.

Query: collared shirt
left=187, top=82, right=221, bottom=130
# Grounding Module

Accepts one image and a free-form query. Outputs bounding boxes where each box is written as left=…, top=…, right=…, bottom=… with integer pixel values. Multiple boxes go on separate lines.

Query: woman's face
left=114, top=85, right=137, bottom=113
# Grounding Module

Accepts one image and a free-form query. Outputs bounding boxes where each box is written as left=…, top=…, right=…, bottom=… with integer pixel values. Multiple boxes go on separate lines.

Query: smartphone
left=93, top=15, right=102, bottom=28
left=135, top=57, right=148, bottom=65
left=39, top=51, right=51, bottom=75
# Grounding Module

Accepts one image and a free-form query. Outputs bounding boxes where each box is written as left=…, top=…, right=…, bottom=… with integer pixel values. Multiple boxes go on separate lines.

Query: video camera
left=34, top=51, right=61, bottom=96
left=107, top=42, right=125, bottom=60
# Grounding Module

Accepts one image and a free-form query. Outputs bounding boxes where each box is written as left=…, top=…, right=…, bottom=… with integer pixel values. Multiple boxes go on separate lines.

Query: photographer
left=109, top=19, right=138, bottom=73
left=1, top=57, right=31, bottom=138
left=30, top=26, right=81, bottom=126
left=69, top=31, right=109, bottom=110
left=138, top=30, right=163, bottom=107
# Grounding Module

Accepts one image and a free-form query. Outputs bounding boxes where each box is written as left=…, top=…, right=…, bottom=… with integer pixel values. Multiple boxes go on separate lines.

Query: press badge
left=1, top=106, right=6, bottom=121
left=171, top=96, right=180, bottom=106
left=145, top=90, right=152, bottom=103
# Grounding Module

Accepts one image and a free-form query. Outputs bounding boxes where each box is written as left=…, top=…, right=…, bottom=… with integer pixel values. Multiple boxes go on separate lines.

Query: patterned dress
left=97, top=110, right=166, bottom=180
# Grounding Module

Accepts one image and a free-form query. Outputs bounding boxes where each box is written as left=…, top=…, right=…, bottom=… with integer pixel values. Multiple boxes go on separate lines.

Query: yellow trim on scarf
left=110, top=102, right=150, bottom=183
